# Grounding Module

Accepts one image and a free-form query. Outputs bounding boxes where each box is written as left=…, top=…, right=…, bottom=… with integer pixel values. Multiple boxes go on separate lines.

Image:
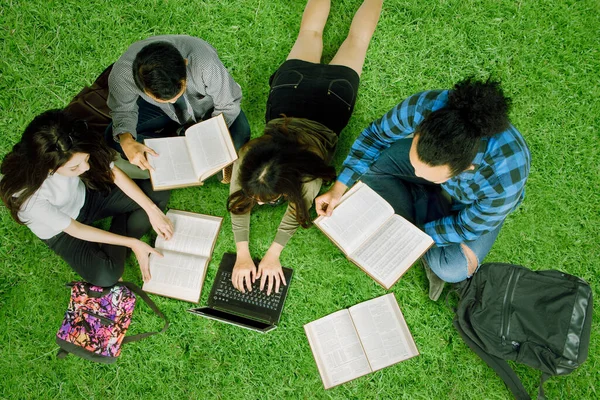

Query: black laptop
left=188, top=253, right=293, bottom=333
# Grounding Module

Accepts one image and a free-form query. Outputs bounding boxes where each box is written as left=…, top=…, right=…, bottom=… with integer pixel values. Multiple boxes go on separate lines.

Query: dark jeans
left=43, top=180, right=170, bottom=287
left=106, top=98, right=251, bottom=156
left=361, top=139, right=503, bottom=283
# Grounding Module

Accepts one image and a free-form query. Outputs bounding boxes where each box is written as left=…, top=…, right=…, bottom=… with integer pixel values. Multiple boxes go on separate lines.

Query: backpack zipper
left=500, top=269, right=522, bottom=345
left=81, top=310, right=114, bottom=326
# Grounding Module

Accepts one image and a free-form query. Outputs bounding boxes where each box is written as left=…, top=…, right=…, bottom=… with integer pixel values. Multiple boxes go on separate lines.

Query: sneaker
left=422, top=259, right=445, bottom=301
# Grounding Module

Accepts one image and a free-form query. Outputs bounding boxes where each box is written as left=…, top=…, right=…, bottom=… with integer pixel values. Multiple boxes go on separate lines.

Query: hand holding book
left=130, top=239, right=163, bottom=282
left=314, top=182, right=434, bottom=289
left=143, top=210, right=223, bottom=303
left=315, top=180, right=348, bottom=217
left=147, top=205, right=174, bottom=240
left=144, top=114, right=237, bottom=190
left=119, top=132, right=158, bottom=172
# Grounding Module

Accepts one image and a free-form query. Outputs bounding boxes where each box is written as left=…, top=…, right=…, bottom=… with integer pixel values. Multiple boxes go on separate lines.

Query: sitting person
left=227, top=0, right=383, bottom=295
left=106, top=35, right=250, bottom=179
left=316, top=78, right=531, bottom=300
left=0, top=110, right=174, bottom=286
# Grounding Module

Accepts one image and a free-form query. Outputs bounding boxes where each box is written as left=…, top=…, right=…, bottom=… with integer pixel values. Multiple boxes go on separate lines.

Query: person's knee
left=344, top=32, right=372, bottom=51
left=360, top=170, right=378, bottom=186
left=150, top=189, right=171, bottom=210
left=298, top=29, right=324, bottom=42
left=359, top=170, right=387, bottom=196
left=85, top=263, right=124, bottom=287
left=230, top=111, right=251, bottom=149
left=138, top=180, right=171, bottom=210
left=424, top=247, right=469, bottom=283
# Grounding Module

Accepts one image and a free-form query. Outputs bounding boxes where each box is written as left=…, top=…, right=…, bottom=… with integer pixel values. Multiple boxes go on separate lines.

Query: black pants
left=43, top=180, right=170, bottom=287
left=266, top=59, right=360, bottom=134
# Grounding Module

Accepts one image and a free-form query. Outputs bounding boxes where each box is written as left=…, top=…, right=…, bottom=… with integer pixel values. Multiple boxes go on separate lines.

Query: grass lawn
left=1, top=0, right=598, bottom=398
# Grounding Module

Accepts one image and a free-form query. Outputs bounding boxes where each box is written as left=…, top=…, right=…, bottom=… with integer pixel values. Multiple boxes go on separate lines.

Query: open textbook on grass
left=314, top=182, right=434, bottom=289
left=145, top=114, right=237, bottom=190
left=304, top=294, right=419, bottom=389
left=143, top=210, right=222, bottom=303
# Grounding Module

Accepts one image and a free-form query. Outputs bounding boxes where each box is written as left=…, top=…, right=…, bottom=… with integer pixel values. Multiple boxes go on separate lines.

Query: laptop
left=188, top=252, right=293, bottom=333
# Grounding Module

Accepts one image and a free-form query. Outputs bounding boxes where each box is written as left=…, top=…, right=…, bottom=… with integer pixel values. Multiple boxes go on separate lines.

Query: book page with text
left=315, top=182, right=394, bottom=255
left=155, top=210, right=222, bottom=258
left=185, top=115, right=236, bottom=181
left=349, top=294, right=418, bottom=372
left=145, top=137, right=199, bottom=187
left=143, top=250, right=208, bottom=303
left=351, top=215, right=434, bottom=288
left=304, top=310, right=372, bottom=389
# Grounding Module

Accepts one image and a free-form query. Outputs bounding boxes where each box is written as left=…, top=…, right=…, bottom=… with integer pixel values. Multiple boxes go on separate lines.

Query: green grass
left=1, top=0, right=599, bottom=398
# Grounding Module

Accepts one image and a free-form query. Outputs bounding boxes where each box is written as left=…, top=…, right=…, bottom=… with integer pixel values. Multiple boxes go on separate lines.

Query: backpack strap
left=537, top=373, right=550, bottom=400
left=453, top=318, right=531, bottom=400
left=56, top=349, right=69, bottom=359
left=121, top=282, right=169, bottom=344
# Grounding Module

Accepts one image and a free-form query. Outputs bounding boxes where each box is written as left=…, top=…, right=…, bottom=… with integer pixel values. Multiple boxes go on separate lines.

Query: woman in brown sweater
left=227, top=0, right=383, bottom=295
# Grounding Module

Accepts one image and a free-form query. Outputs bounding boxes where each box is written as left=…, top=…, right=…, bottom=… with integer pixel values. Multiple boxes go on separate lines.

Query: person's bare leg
left=286, top=0, right=331, bottom=63
left=329, top=0, right=383, bottom=76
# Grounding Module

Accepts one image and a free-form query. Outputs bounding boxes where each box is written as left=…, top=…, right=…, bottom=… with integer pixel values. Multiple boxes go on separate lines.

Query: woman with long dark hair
left=0, top=109, right=173, bottom=286
left=227, top=0, right=383, bottom=295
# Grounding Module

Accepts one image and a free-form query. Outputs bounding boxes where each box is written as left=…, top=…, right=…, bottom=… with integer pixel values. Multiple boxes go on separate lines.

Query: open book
left=143, top=210, right=222, bottom=303
left=314, top=182, right=434, bottom=289
left=304, top=293, right=418, bottom=389
left=145, top=114, right=237, bottom=190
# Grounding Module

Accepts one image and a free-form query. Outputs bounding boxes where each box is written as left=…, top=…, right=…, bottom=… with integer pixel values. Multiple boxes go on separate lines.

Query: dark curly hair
left=416, top=78, right=511, bottom=175
left=0, top=109, right=115, bottom=223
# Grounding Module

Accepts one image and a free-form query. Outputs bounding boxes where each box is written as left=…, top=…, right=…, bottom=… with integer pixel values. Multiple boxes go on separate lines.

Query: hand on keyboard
left=231, top=251, right=257, bottom=293
left=257, top=244, right=287, bottom=296
left=219, top=271, right=283, bottom=310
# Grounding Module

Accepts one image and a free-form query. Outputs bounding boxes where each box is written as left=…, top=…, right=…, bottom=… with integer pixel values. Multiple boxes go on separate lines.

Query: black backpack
left=452, top=263, right=592, bottom=400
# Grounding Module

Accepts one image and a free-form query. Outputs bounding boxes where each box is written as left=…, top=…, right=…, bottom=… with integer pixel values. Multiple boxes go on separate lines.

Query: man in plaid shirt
left=316, top=79, right=530, bottom=300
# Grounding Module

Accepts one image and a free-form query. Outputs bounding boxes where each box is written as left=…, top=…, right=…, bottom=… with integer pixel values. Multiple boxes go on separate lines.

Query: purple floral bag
left=56, top=281, right=168, bottom=363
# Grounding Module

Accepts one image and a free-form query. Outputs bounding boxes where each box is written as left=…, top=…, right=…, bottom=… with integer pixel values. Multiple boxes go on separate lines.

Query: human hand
left=131, top=239, right=163, bottom=282
left=120, top=133, right=158, bottom=171
left=231, top=250, right=257, bottom=293
left=257, top=244, right=286, bottom=296
left=315, top=181, right=348, bottom=217
left=148, top=207, right=174, bottom=240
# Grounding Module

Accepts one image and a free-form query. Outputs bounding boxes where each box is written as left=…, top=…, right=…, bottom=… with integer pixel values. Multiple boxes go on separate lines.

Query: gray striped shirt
left=108, top=35, right=242, bottom=140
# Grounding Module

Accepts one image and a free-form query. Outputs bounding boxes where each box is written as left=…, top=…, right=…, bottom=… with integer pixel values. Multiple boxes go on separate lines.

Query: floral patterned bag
left=56, top=281, right=168, bottom=363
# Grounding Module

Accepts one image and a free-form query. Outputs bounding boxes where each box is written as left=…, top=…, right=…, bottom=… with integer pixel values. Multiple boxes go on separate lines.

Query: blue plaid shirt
left=338, top=90, right=531, bottom=246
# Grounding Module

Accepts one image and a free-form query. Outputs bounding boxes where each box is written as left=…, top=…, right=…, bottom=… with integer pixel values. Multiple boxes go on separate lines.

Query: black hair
left=132, top=41, right=186, bottom=100
left=0, top=109, right=115, bottom=223
left=416, top=78, right=511, bottom=175
left=227, top=119, right=337, bottom=228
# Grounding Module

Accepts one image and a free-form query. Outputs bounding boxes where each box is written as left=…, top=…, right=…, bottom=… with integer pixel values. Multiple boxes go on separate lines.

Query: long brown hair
left=0, top=109, right=115, bottom=223
left=227, top=118, right=337, bottom=228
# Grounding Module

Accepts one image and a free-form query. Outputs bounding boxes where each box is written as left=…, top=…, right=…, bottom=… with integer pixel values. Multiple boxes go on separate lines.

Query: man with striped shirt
left=106, top=35, right=250, bottom=176
left=316, top=78, right=530, bottom=300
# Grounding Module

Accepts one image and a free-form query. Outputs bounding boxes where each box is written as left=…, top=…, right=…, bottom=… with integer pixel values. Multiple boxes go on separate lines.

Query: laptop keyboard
left=215, top=271, right=283, bottom=310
